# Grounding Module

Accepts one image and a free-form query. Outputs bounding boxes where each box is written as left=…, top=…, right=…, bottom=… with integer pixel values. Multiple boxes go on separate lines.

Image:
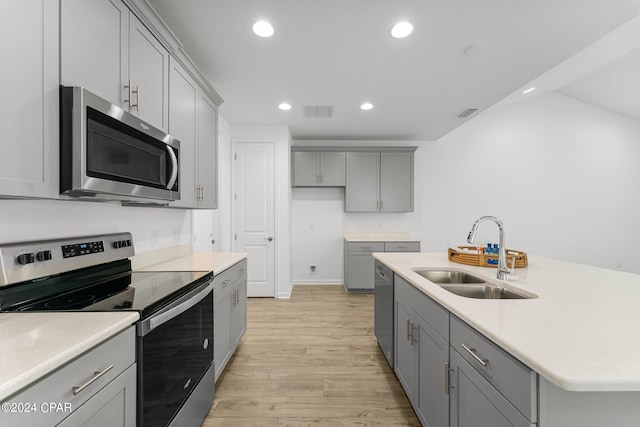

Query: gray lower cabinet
left=449, top=350, right=534, bottom=427
left=345, top=241, right=420, bottom=292
left=392, top=277, right=537, bottom=427
left=449, top=316, right=537, bottom=426
left=214, top=259, right=248, bottom=381
left=0, top=327, right=136, bottom=427
left=395, top=276, right=449, bottom=427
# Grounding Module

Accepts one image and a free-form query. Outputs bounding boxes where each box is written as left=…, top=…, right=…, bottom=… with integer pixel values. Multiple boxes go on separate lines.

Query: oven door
left=60, top=86, right=180, bottom=202
left=137, top=279, right=214, bottom=427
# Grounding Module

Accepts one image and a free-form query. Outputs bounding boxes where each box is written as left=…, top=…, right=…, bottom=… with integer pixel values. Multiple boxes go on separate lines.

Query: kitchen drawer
left=348, top=242, right=384, bottom=252
left=450, top=316, right=537, bottom=422
left=0, top=326, right=135, bottom=427
left=395, top=275, right=448, bottom=341
left=384, top=242, right=420, bottom=252
left=214, top=260, right=246, bottom=293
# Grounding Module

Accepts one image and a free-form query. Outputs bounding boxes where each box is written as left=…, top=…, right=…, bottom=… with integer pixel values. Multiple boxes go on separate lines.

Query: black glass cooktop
left=0, top=260, right=212, bottom=318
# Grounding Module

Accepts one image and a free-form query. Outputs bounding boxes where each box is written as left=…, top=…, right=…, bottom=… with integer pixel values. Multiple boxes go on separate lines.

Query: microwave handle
left=167, top=146, right=178, bottom=189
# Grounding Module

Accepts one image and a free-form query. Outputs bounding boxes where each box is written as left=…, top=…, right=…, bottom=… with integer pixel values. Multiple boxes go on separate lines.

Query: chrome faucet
left=467, top=215, right=513, bottom=280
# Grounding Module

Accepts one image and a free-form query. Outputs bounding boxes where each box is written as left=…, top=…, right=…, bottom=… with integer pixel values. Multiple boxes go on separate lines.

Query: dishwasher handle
left=140, top=279, right=213, bottom=336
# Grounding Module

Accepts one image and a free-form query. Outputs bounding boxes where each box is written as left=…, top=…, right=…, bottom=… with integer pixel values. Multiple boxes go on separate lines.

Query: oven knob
left=36, top=250, right=52, bottom=262
left=16, top=253, right=35, bottom=265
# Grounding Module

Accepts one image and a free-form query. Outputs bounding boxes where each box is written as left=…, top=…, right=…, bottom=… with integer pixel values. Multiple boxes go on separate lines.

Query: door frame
left=231, top=138, right=278, bottom=297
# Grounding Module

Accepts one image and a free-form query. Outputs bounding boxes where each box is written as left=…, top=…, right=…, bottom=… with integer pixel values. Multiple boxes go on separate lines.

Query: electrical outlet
left=172, top=228, right=180, bottom=244
left=150, top=230, right=158, bottom=247
left=309, top=265, right=317, bottom=275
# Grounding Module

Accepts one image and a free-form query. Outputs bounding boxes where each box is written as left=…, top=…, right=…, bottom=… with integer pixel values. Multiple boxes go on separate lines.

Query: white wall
left=291, top=91, right=640, bottom=282
left=0, top=199, right=191, bottom=254
left=230, top=125, right=293, bottom=298
left=423, top=91, right=640, bottom=273
left=291, top=141, right=426, bottom=283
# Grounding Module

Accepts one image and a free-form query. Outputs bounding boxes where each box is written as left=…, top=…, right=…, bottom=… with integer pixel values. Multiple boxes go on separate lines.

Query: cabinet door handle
left=133, top=85, right=140, bottom=111
left=125, top=81, right=133, bottom=108
left=73, top=365, right=114, bottom=395
left=461, top=343, right=488, bottom=367
left=380, top=200, right=384, bottom=210
left=445, top=362, right=451, bottom=394
left=406, top=319, right=412, bottom=342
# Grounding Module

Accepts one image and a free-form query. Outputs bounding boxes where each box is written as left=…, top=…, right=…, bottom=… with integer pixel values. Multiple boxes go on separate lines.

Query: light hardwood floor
left=203, top=285, right=420, bottom=426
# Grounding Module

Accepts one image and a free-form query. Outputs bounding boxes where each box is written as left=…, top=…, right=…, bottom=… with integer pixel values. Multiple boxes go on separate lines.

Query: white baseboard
left=292, top=280, right=343, bottom=285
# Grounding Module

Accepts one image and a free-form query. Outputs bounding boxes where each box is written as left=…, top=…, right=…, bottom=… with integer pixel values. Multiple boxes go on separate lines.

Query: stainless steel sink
left=412, top=268, right=536, bottom=300
left=439, top=284, right=530, bottom=299
left=414, top=269, right=486, bottom=284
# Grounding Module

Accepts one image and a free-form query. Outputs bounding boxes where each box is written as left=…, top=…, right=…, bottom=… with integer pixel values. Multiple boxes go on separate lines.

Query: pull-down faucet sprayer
left=467, top=215, right=513, bottom=280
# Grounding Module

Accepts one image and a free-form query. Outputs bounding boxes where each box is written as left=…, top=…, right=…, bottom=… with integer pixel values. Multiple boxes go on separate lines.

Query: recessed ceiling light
left=391, top=22, right=413, bottom=39
left=360, top=102, right=374, bottom=111
left=522, top=87, right=536, bottom=94
left=278, top=102, right=292, bottom=111
left=253, top=20, right=274, bottom=37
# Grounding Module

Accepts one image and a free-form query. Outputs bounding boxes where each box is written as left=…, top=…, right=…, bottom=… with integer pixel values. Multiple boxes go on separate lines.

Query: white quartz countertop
left=373, top=252, right=640, bottom=392
left=344, top=231, right=419, bottom=242
left=138, top=252, right=248, bottom=274
left=0, top=312, right=139, bottom=400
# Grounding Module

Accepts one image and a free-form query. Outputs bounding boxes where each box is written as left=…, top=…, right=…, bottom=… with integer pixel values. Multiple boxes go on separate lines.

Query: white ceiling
left=558, top=46, right=640, bottom=121
left=146, top=0, right=640, bottom=141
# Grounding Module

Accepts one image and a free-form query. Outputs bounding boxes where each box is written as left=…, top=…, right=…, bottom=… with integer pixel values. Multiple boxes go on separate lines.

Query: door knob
left=266, top=237, right=273, bottom=241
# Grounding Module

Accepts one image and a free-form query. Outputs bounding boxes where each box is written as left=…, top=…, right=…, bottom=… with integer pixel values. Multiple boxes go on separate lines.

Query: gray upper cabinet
left=292, top=151, right=346, bottom=187
left=61, top=0, right=169, bottom=131
left=345, top=152, right=380, bottom=211
left=0, top=0, right=59, bottom=199
left=196, top=93, right=219, bottom=208
left=380, top=152, right=414, bottom=212
left=169, top=58, right=218, bottom=209
left=345, top=150, right=415, bottom=212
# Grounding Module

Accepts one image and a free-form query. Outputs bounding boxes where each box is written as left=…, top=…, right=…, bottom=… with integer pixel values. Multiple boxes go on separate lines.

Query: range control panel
left=62, top=241, right=105, bottom=258
left=0, top=232, right=135, bottom=287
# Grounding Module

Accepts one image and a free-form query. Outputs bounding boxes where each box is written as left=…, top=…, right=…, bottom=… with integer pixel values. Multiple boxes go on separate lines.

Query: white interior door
left=234, top=142, right=275, bottom=297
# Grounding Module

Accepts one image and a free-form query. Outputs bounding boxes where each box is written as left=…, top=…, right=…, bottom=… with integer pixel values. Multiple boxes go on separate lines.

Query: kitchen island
left=374, top=252, right=640, bottom=426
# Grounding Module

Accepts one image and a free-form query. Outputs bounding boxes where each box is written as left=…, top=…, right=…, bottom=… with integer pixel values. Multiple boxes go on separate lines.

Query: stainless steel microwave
left=60, top=86, right=180, bottom=203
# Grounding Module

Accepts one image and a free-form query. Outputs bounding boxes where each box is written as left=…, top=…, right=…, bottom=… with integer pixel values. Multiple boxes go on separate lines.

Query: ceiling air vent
left=303, top=106, right=333, bottom=118
left=457, top=108, right=479, bottom=118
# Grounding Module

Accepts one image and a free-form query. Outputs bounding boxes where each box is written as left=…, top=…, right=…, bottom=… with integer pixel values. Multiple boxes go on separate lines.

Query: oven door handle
left=142, top=280, right=213, bottom=335
left=166, top=145, right=178, bottom=190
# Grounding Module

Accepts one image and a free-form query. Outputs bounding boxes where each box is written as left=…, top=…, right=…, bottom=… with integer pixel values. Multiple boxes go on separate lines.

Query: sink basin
left=439, top=284, right=529, bottom=299
left=414, top=269, right=486, bottom=284
left=411, top=268, right=535, bottom=300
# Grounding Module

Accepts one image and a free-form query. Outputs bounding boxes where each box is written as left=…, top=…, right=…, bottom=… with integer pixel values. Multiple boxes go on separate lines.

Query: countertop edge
left=138, top=252, right=249, bottom=275
left=0, top=312, right=139, bottom=400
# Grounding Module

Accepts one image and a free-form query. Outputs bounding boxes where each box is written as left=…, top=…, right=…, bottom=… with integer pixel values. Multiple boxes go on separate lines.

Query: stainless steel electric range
left=0, top=232, right=214, bottom=427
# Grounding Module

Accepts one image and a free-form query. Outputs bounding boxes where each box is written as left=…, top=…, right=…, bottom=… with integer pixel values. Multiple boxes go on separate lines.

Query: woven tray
left=448, top=246, right=528, bottom=268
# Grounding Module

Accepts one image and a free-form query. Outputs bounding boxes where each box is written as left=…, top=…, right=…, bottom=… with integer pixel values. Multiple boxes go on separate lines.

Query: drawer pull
left=73, top=365, right=114, bottom=395
left=461, top=344, right=488, bottom=367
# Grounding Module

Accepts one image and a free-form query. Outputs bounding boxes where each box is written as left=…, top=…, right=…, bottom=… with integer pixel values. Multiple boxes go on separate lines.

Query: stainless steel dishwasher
left=374, top=260, right=394, bottom=367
